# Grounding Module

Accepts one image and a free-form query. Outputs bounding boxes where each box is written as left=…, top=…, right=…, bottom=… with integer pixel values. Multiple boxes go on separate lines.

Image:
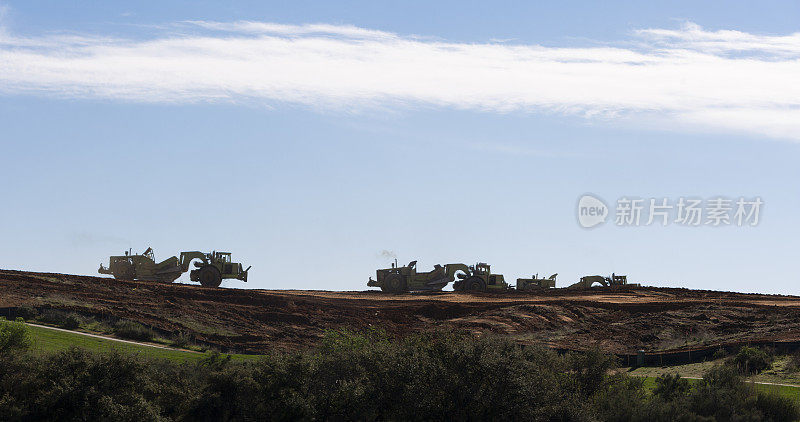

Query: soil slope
left=2, top=269, right=799, bottom=354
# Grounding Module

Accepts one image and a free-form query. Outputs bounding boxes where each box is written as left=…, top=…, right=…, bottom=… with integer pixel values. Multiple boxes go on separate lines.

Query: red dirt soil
left=2, top=269, right=800, bottom=355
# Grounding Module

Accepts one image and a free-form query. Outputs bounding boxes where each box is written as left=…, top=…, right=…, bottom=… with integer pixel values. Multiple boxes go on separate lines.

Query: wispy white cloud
left=636, top=22, right=800, bottom=57
left=0, top=20, right=799, bottom=140
left=184, top=20, right=401, bottom=40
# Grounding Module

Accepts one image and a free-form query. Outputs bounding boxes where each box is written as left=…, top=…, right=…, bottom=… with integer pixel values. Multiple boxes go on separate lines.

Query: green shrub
left=15, top=306, right=38, bottom=321
left=755, top=390, right=800, bottom=422
left=0, top=318, right=31, bottom=353
left=113, top=320, right=154, bottom=342
left=0, top=348, right=162, bottom=421
left=62, top=313, right=81, bottom=330
left=786, top=350, right=800, bottom=373
left=0, top=328, right=798, bottom=421
left=702, top=364, right=745, bottom=390
left=37, top=309, right=81, bottom=330
left=199, top=350, right=232, bottom=370
left=683, top=364, right=795, bottom=421
left=37, top=309, right=66, bottom=326
left=80, top=317, right=114, bottom=334
left=590, top=375, right=657, bottom=421
left=653, top=373, right=690, bottom=401
left=171, top=331, right=192, bottom=349
left=730, top=345, right=773, bottom=375
left=567, top=348, right=618, bottom=397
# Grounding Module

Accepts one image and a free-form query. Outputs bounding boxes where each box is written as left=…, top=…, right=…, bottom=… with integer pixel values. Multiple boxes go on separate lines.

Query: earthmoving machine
left=452, top=262, right=511, bottom=292
left=368, top=260, right=471, bottom=293
left=368, top=260, right=512, bottom=293
left=99, top=247, right=250, bottom=288
left=516, top=273, right=557, bottom=290
left=567, top=273, right=631, bottom=289
left=367, top=261, right=641, bottom=292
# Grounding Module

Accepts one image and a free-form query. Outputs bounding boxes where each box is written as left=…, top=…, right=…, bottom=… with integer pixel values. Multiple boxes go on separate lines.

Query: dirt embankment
left=2, top=269, right=800, bottom=355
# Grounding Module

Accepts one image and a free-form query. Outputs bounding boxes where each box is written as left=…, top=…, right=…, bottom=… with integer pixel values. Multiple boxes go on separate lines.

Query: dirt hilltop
left=2, top=269, right=799, bottom=355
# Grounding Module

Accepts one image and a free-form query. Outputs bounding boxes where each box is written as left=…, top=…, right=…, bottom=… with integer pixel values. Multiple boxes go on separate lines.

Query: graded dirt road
left=2, top=269, right=800, bottom=355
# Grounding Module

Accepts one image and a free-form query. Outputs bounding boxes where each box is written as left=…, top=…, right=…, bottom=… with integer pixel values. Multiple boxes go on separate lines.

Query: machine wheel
left=198, top=266, right=222, bottom=288
left=464, top=277, right=486, bottom=292
left=113, top=261, right=135, bottom=280
left=384, top=274, right=406, bottom=293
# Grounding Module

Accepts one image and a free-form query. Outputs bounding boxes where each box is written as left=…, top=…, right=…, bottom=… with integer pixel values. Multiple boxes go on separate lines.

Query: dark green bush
left=787, top=350, right=800, bottom=373
left=0, top=328, right=797, bottom=421
left=171, top=330, right=192, bottom=349
left=38, top=309, right=66, bottom=326
left=590, top=375, right=659, bottom=421
left=653, top=373, right=691, bottom=401
left=113, top=320, right=154, bottom=342
left=0, top=347, right=162, bottom=421
left=755, top=390, right=800, bottom=422
left=679, top=364, right=795, bottom=421
left=0, top=318, right=31, bottom=353
left=567, top=347, right=618, bottom=397
left=14, top=306, right=38, bottom=321
left=62, top=313, right=81, bottom=330
left=730, top=345, right=773, bottom=375
left=37, top=309, right=81, bottom=330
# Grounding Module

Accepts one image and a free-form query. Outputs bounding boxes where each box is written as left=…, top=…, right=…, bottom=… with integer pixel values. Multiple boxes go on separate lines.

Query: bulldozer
left=99, top=247, right=250, bottom=288
left=516, top=273, right=557, bottom=290
left=368, top=260, right=470, bottom=293
left=452, top=262, right=510, bottom=292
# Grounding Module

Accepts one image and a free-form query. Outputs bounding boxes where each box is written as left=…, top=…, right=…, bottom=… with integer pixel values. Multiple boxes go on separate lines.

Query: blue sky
left=0, top=1, right=798, bottom=293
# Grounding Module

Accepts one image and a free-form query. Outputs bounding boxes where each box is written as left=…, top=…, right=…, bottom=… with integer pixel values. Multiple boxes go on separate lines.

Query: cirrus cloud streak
left=1, top=21, right=799, bottom=140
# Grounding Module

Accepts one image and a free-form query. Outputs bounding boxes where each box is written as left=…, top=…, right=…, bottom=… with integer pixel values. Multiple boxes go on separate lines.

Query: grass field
left=753, top=383, right=800, bottom=404
left=26, top=324, right=260, bottom=362
left=637, top=373, right=800, bottom=405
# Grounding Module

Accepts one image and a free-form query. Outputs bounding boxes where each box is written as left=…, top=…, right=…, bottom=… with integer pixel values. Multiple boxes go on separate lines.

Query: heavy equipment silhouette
left=368, top=260, right=514, bottom=292
left=516, top=273, right=558, bottom=290
left=567, top=273, right=631, bottom=289
left=452, top=262, right=510, bottom=292
left=368, top=260, right=470, bottom=292
left=99, top=247, right=250, bottom=288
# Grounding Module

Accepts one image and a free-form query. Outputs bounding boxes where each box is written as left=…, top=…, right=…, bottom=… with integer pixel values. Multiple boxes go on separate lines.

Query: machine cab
left=215, top=252, right=232, bottom=263
left=475, top=263, right=491, bottom=273
left=214, top=252, right=237, bottom=275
